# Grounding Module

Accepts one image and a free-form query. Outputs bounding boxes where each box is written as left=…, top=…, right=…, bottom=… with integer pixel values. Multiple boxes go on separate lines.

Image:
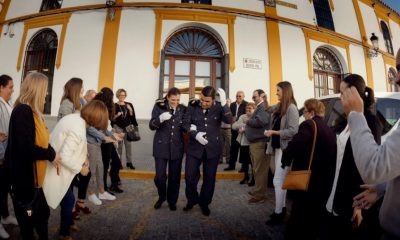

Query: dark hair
left=61, top=77, right=83, bottom=111
left=201, top=86, right=216, bottom=99
left=0, top=75, right=12, bottom=88
left=342, top=74, right=374, bottom=110
left=276, top=81, right=297, bottom=117
left=94, top=87, right=115, bottom=120
left=254, top=89, right=264, bottom=96
left=166, top=87, right=181, bottom=98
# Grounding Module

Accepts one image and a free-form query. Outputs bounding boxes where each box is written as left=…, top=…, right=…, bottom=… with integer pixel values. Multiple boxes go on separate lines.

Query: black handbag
left=125, top=124, right=140, bottom=142
left=11, top=162, right=44, bottom=217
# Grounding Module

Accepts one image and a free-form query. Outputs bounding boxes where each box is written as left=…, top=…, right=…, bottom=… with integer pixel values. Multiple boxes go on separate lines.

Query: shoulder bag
left=118, top=104, right=141, bottom=142
left=282, top=119, right=317, bottom=191
left=11, top=162, right=45, bottom=217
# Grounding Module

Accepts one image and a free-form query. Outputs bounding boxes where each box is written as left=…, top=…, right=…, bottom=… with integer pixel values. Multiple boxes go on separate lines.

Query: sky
left=381, top=0, right=400, bottom=14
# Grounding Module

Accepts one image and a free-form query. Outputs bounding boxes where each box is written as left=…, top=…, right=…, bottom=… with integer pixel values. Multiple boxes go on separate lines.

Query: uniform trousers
left=185, top=152, right=219, bottom=207
left=154, top=157, right=182, bottom=205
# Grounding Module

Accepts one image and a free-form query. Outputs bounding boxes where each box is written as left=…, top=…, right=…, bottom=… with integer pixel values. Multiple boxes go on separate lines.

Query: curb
left=119, top=170, right=244, bottom=180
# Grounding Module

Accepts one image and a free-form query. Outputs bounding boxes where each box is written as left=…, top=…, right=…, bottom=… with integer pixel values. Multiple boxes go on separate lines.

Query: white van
left=300, top=92, right=400, bottom=141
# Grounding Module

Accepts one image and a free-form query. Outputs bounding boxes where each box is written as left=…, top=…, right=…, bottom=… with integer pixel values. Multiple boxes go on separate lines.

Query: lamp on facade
left=106, top=0, right=116, bottom=21
left=368, top=33, right=379, bottom=58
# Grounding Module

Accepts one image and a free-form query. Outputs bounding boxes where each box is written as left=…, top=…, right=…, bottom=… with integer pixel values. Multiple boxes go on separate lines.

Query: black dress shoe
left=200, top=205, right=210, bottom=216
left=265, top=208, right=286, bottom=226
left=183, top=203, right=196, bottom=211
left=109, top=185, right=124, bottom=193
left=126, top=163, right=135, bottom=170
left=224, top=167, right=235, bottom=171
left=168, top=204, right=177, bottom=211
left=154, top=199, right=165, bottom=209
left=247, top=178, right=255, bottom=186
left=239, top=177, right=249, bottom=184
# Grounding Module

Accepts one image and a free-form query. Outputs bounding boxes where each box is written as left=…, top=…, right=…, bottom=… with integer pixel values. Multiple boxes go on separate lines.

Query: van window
left=376, top=99, right=400, bottom=135
left=326, top=99, right=346, bottom=134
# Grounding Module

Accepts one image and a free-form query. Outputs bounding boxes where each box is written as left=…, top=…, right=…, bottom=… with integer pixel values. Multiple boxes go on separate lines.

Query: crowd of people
left=0, top=48, right=398, bottom=240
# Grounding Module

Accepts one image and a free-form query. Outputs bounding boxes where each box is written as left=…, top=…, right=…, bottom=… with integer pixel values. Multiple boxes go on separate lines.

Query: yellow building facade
left=0, top=0, right=399, bottom=118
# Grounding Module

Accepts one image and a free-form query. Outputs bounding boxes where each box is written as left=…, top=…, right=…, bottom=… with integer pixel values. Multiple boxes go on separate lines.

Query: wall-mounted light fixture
left=3, top=23, right=14, bottom=38
left=368, top=33, right=379, bottom=58
left=106, top=0, right=116, bottom=21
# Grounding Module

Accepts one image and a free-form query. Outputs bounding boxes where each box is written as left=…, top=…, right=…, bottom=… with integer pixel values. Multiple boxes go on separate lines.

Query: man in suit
left=183, top=86, right=232, bottom=216
left=225, top=90, right=248, bottom=171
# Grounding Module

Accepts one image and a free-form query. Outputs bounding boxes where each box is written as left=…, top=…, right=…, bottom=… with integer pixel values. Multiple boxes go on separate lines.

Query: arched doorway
left=23, top=29, right=58, bottom=114
left=313, top=47, right=343, bottom=97
left=161, top=27, right=226, bottom=103
left=388, top=67, right=398, bottom=92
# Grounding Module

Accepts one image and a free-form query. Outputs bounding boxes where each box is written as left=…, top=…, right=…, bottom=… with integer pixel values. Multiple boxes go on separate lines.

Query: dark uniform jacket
left=149, top=99, right=186, bottom=160
left=184, top=100, right=232, bottom=159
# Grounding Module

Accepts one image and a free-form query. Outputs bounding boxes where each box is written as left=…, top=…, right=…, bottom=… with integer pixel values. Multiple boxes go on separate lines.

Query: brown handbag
left=282, top=119, right=317, bottom=191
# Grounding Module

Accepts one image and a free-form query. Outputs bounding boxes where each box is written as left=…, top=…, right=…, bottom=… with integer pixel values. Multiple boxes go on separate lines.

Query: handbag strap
left=307, top=119, right=318, bottom=171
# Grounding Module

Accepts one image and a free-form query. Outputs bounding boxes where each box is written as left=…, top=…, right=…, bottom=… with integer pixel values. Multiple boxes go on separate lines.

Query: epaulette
left=189, top=99, right=200, bottom=106
left=155, top=98, right=167, bottom=108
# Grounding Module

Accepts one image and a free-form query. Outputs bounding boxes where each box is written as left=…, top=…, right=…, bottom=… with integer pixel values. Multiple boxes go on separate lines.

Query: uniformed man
left=149, top=87, right=186, bottom=211
left=183, top=86, right=232, bottom=216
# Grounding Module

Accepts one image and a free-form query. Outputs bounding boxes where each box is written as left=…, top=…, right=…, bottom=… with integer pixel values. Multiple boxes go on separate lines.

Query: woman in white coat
left=43, top=100, right=109, bottom=240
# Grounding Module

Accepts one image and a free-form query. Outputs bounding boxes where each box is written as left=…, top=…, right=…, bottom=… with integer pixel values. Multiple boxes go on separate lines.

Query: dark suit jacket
left=149, top=99, right=186, bottom=160
left=332, top=110, right=382, bottom=221
left=230, top=100, right=248, bottom=120
left=282, top=116, right=337, bottom=205
left=5, top=104, right=56, bottom=202
left=184, top=100, right=232, bottom=159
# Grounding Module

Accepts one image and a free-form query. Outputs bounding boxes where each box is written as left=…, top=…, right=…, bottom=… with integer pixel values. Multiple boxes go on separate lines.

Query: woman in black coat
left=320, top=74, right=382, bottom=240
left=5, top=72, right=60, bottom=240
left=281, top=98, right=337, bottom=240
left=149, top=87, right=186, bottom=211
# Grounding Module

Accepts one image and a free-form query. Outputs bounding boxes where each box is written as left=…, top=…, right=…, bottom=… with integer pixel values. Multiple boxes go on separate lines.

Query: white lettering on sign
left=243, top=58, right=262, bottom=70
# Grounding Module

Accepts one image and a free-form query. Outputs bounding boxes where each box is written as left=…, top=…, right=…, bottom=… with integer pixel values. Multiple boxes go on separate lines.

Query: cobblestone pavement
left=5, top=179, right=289, bottom=240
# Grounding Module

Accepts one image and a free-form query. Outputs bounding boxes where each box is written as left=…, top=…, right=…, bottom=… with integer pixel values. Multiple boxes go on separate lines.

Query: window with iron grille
left=388, top=67, right=398, bottom=92
left=161, top=27, right=226, bottom=103
left=313, top=47, right=343, bottom=97
left=40, top=0, right=62, bottom=12
left=313, top=0, right=335, bottom=31
left=23, top=29, right=58, bottom=114
left=381, top=21, right=394, bottom=55
left=181, top=0, right=212, bottom=4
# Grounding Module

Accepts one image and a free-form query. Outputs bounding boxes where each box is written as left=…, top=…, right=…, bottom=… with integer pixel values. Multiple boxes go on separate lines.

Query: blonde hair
left=116, top=88, right=127, bottom=98
left=304, top=98, right=325, bottom=117
left=15, top=72, right=48, bottom=114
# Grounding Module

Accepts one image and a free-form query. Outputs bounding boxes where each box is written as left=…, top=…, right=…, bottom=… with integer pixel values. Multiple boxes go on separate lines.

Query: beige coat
left=43, top=113, right=87, bottom=209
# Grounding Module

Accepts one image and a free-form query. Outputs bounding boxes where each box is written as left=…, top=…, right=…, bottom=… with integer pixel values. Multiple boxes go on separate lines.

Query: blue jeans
left=60, top=186, right=75, bottom=236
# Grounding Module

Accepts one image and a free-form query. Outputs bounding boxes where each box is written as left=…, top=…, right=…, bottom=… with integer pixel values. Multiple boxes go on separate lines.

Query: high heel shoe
left=75, top=201, right=91, bottom=214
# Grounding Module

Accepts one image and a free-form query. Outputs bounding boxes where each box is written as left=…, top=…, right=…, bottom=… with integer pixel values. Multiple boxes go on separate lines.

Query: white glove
left=195, top=132, right=208, bottom=145
left=216, top=88, right=227, bottom=106
left=159, top=112, right=172, bottom=123
left=190, top=124, right=197, bottom=131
